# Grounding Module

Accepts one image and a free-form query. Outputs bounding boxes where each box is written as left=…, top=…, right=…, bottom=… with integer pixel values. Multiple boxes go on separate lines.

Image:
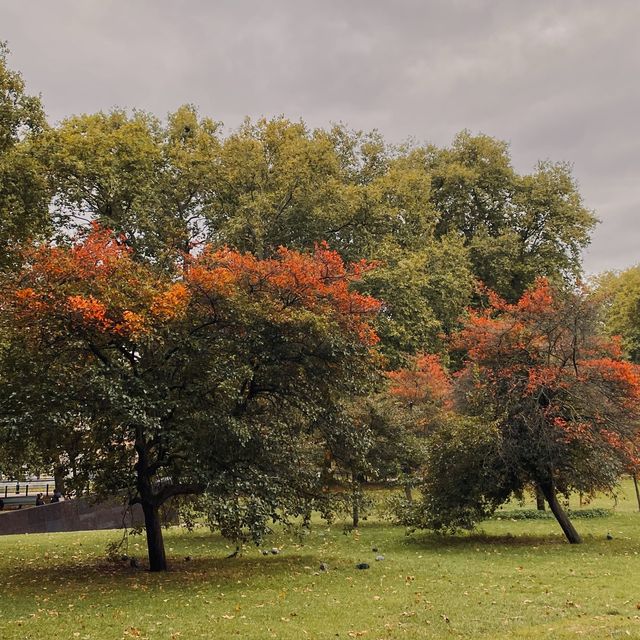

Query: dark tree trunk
left=54, top=466, right=66, bottom=495
left=320, top=449, right=334, bottom=488
left=142, top=501, right=167, bottom=572
left=534, top=484, right=545, bottom=511
left=633, top=473, right=640, bottom=513
left=539, top=479, right=582, bottom=544
left=135, top=428, right=168, bottom=571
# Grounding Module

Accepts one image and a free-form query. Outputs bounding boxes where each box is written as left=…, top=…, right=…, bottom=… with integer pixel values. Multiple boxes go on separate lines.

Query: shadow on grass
left=401, top=530, right=589, bottom=549
left=0, top=550, right=325, bottom=593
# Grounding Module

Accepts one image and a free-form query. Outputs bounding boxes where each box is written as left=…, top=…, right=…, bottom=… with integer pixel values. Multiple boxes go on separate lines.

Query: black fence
left=1, top=481, right=55, bottom=499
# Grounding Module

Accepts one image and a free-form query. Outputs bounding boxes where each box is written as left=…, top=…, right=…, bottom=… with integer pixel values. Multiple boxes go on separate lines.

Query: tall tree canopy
left=0, top=43, right=49, bottom=269
left=42, top=112, right=596, bottom=362
left=427, top=131, right=597, bottom=301
left=43, top=106, right=221, bottom=267
left=0, top=228, right=381, bottom=570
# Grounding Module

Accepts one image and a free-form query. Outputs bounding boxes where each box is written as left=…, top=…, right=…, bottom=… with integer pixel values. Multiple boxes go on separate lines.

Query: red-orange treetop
left=10, top=229, right=381, bottom=348
left=453, top=277, right=640, bottom=483
left=387, top=353, right=452, bottom=409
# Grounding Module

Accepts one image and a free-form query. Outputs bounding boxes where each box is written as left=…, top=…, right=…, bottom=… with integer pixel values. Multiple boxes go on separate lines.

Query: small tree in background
left=386, top=353, right=452, bottom=501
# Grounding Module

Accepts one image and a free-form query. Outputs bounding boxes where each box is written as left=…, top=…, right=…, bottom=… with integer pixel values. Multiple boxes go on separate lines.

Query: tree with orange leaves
left=0, top=227, right=381, bottom=570
left=387, top=353, right=452, bottom=414
left=381, top=353, right=453, bottom=502
left=410, top=279, right=640, bottom=543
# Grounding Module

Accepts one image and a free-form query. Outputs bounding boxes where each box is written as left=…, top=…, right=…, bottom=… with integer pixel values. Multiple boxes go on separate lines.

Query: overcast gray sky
left=2, top=0, right=638, bottom=274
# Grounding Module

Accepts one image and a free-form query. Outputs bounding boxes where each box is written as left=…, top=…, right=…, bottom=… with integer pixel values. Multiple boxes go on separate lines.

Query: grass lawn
left=1, top=482, right=640, bottom=639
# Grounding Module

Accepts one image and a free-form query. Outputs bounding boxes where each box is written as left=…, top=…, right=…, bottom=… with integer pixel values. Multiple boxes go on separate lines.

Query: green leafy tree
left=43, top=106, right=221, bottom=267
left=362, top=235, right=472, bottom=365
left=598, top=266, right=640, bottom=363
left=1, top=228, right=381, bottom=570
left=207, top=120, right=436, bottom=261
left=0, top=43, right=49, bottom=270
left=427, top=131, right=597, bottom=301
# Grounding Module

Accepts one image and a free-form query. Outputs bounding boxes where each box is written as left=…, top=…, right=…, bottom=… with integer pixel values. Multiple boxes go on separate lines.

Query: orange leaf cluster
left=10, top=229, right=159, bottom=341
left=517, top=279, right=554, bottom=313
left=119, top=310, right=147, bottom=336
left=150, top=283, right=190, bottom=319
left=9, top=227, right=381, bottom=350
left=387, top=353, right=452, bottom=408
left=187, top=242, right=381, bottom=345
left=525, top=366, right=564, bottom=394
left=66, top=294, right=111, bottom=329
left=22, top=225, right=131, bottom=285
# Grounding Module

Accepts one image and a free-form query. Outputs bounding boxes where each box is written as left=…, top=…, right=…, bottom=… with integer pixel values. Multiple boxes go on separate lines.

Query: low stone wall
left=0, top=498, right=144, bottom=535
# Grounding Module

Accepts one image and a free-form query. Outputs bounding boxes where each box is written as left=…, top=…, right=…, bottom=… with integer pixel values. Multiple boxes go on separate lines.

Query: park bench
left=0, top=495, right=38, bottom=508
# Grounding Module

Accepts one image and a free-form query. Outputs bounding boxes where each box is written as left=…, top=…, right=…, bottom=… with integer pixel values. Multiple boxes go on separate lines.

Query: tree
left=205, top=120, right=436, bottom=261
left=387, top=353, right=452, bottom=413
left=361, top=235, right=472, bottom=366
left=426, top=131, right=597, bottom=301
left=0, top=43, right=50, bottom=270
left=42, top=106, right=221, bottom=267
left=598, top=266, right=640, bottom=363
left=384, top=352, right=453, bottom=502
left=44, top=113, right=598, bottom=363
left=414, top=280, right=640, bottom=543
left=0, top=228, right=381, bottom=570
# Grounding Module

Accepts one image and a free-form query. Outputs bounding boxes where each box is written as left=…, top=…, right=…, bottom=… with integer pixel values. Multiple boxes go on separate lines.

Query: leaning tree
left=412, top=279, right=640, bottom=543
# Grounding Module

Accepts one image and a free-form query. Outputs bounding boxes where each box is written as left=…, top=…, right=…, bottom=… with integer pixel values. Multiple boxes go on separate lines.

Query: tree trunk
left=633, top=473, right=640, bottom=513
left=539, top=480, right=582, bottom=544
left=135, top=429, right=168, bottom=571
left=352, top=474, right=360, bottom=529
left=142, top=501, right=167, bottom=572
left=321, top=449, right=334, bottom=488
left=54, top=465, right=66, bottom=495
left=404, top=484, right=413, bottom=503
left=534, top=484, right=545, bottom=511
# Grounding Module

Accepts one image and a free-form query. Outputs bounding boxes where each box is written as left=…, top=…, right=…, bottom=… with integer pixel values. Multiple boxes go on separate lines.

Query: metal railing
left=1, top=480, right=55, bottom=499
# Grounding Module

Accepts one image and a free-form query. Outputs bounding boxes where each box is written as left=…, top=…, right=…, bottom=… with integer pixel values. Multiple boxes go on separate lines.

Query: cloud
left=2, top=0, right=638, bottom=272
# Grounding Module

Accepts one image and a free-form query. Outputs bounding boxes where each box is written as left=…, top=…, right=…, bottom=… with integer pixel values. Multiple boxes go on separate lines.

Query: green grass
left=1, top=481, right=640, bottom=639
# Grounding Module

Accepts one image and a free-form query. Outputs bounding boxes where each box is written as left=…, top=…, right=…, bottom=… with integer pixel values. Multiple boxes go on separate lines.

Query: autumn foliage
left=387, top=353, right=452, bottom=410
left=9, top=227, right=381, bottom=348
left=187, top=242, right=381, bottom=345
left=454, top=279, right=640, bottom=463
